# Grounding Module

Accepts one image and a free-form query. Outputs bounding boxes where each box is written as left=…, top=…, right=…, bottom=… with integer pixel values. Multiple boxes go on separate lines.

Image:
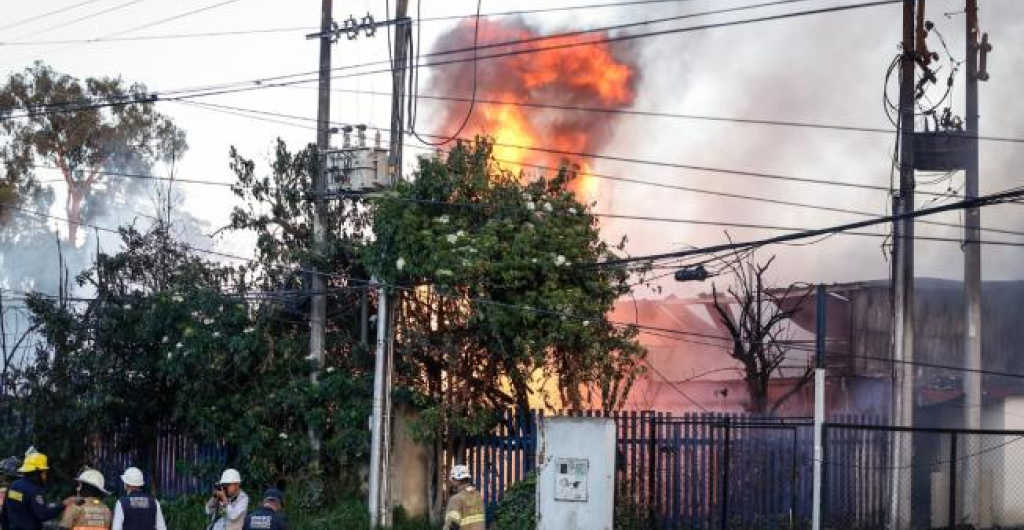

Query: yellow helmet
left=18, top=453, right=48, bottom=473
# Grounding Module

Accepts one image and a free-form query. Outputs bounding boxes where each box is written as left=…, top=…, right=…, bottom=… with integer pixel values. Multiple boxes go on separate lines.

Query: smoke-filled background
left=412, top=0, right=1024, bottom=297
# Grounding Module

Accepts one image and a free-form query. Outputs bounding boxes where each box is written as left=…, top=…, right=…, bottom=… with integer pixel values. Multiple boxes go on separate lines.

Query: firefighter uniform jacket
left=242, top=506, right=287, bottom=530
left=58, top=497, right=111, bottom=530
left=112, top=491, right=167, bottom=530
left=0, top=477, right=64, bottom=530
left=443, top=484, right=485, bottom=530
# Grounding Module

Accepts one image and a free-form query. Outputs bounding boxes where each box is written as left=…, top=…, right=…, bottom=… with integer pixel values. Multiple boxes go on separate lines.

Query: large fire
left=426, top=18, right=640, bottom=202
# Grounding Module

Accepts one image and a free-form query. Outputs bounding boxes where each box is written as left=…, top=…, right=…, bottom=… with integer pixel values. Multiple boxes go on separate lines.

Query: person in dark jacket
left=0, top=456, right=22, bottom=518
left=111, top=467, right=166, bottom=530
left=0, top=452, right=64, bottom=530
left=241, top=489, right=287, bottom=530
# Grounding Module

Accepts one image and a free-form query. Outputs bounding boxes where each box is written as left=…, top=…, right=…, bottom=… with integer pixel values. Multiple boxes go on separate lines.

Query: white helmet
left=219, top=468, right=242, bottom=484
left=121, top=467, right=145, bottom=488
left=76, top=468, right=109, bottom=495
left=450, top=465, right=471, bottom=481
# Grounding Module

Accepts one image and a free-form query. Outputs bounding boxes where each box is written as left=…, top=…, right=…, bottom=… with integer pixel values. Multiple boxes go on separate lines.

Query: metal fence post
left=722, top=417, right=731, bottom=530
left=648, top=412, right=657, bottom=527
left=949, top=433, right=957, bottom=530
left=821, top=423, right=829, bottom=528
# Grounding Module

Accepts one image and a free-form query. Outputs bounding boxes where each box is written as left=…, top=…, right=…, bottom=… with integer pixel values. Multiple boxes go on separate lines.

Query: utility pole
left=811, top=284, right=826, bottom=530
left=962, top=0, right=988, bottom=523
left=889, top=2, right=916, bottom=528
left=369, top=1, right=410, bottom=527
left=309, top=0, right=334, bottom=457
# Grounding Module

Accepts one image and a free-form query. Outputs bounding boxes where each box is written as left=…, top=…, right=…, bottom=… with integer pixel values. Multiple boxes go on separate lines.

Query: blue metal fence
left=462, top=410, right=819, bottom=529
left=90, top=430, right=227, bottom=498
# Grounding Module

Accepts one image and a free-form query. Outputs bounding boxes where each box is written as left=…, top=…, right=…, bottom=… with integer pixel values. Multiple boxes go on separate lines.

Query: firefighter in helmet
left=0, top=450, right=64, bottom=530
left=58, top=468, right=112, bottom=530
left=442, top=465, right=484, bottom=530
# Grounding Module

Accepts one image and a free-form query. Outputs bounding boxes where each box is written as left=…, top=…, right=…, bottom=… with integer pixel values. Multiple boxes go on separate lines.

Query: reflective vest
left=118, top=491, right=158, bottom=530
left=62, top=497, right=112, bottom=530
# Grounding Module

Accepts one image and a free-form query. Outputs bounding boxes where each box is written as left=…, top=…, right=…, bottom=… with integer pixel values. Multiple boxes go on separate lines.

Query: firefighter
left=241, top=489, right=286, bottom=530
left=443, top=465, right=484, bottom=530
left=0, top=451, right=64, bottom=530
left=111, top=467, right=167, bottom=530
left=58, top=468, right=111, bottom=530
left=0, top=457, right=22, bottom=517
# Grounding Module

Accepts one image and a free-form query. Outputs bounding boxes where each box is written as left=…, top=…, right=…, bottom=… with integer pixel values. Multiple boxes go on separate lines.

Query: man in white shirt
left=111, top=467, right=167, bottom=530
left=204, top=469, right=248, bottom=530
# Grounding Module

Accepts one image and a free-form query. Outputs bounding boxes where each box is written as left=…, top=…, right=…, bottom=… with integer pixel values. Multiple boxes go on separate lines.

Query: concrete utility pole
left=309, top=0, right=333, bottom=456
left=962, top=0, right=987, bottom=522
left=369, top=1, right=409, bottom=526
left=889, top=1, right=916, bottom=528
left=811, top=285, right=826, bottom=530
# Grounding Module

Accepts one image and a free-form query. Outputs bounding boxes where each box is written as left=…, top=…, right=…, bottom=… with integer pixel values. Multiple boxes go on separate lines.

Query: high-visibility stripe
left=7, top=491, right=22, bottom=501
left=445, top=510, right=462, bottom=521
left=461, top=514, right=485, bottom=525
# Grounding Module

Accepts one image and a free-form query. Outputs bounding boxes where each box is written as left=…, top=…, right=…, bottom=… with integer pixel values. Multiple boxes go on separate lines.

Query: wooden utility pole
left=889, top=2, right=916, bottom=528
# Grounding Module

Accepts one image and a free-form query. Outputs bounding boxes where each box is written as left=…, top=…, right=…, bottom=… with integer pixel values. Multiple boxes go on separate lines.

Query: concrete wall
left=389, top=404, right=432, bottom=519
left=536, top=417, right=616, bottom=530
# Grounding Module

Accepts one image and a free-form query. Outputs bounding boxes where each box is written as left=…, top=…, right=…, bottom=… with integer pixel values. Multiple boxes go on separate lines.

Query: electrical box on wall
left=536, top=417, right=615, bottom=530
left=553, top=458, right=589, bottom=502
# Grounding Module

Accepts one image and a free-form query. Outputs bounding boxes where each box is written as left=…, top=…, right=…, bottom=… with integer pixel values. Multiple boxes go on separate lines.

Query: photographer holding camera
left=203, top=469, right=248, bottom=530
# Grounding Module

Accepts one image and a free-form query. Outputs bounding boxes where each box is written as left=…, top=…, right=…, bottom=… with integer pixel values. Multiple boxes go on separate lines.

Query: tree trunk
left=66, top=185, right=84, bottom=244
left=746, top=375, right=769, bottom=415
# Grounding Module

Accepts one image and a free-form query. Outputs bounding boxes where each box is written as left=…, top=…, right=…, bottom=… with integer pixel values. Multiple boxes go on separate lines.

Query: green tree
left=0, top=62, right=187, bottom=243
left=16, top=221, right=370, bottom=494
left=363, top=138, right=644, bottom=510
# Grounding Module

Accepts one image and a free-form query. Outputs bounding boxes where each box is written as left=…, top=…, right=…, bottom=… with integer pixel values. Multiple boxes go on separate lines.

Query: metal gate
left=648, top=416, right=813, bottom=530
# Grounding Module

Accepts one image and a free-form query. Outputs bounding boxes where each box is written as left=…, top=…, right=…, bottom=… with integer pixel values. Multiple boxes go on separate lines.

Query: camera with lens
left=213, top=483, right=225, bottom=494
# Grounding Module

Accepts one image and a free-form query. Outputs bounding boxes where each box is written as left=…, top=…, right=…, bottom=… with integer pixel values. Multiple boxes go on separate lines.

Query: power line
left=31, top=98, right=1024, bottom=242
left=0, top=26, right=314, bottom=46
left=8, top=0, right=154, bottom=41
left=0, top=0, right=109, bottom=33
left=160, top=99, right=936, bottom=197
left=418, top=0, right=718, bottom=23
left=184, top=99, right=1024, bottom=242
left=4, top=0, right=905, bottom=114
left=594, top=186, right=1024, bottom=268
left=321, top=86, right=1024, bottom=146
left=592, top=213, right=1024, bottom=247
left=99, top=0, right=253, bottom=39
left=836, top=352, right=1024, bottom=382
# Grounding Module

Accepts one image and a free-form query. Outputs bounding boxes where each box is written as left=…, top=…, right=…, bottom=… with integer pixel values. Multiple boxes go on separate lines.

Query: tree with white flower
left=364, top=138, right=645, bottom=502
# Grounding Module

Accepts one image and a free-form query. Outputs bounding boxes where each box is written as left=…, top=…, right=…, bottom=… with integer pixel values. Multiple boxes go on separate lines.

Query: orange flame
left=430, top=19, right=639, bottom=204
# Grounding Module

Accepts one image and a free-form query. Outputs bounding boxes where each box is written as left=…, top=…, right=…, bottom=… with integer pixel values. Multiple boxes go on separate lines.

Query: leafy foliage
left=365, top=138, right=644, bottom=417
left=0, top=62, right=187, bottom=242
left=11, top=221, right=371, bottom=492
left=363, top=138, right=645, bottom=515
left=492, top=472, right=537, bottom=530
